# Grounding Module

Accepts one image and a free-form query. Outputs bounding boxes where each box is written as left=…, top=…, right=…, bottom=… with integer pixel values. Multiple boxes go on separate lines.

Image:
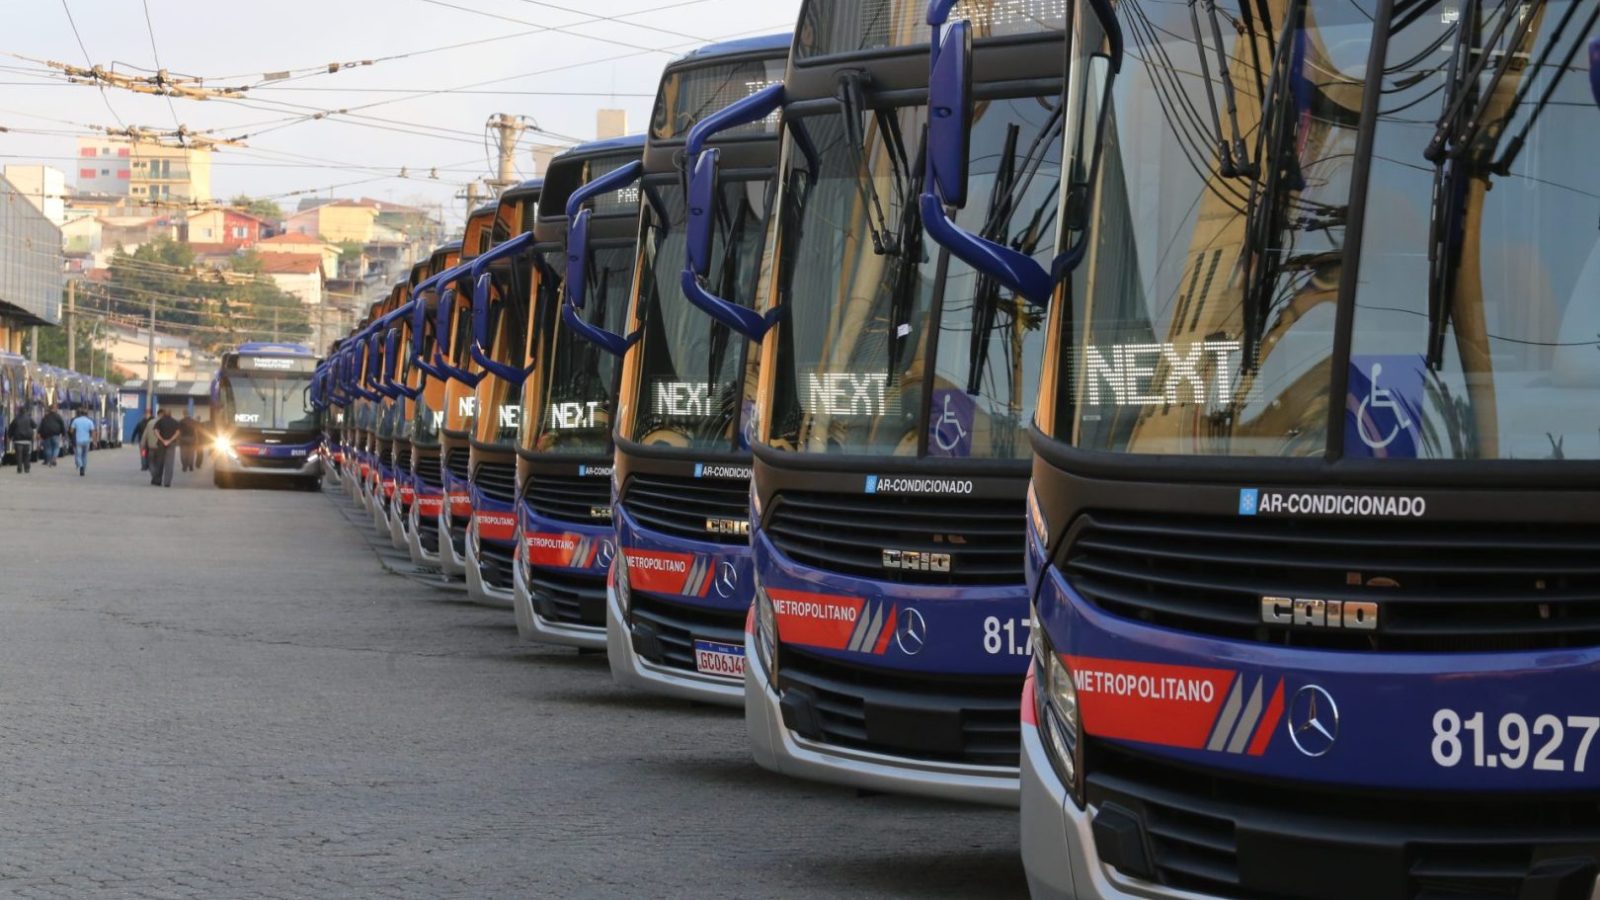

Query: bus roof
left=236, top=342, right=314, bottom=356
left=671, top=32, right=790, bottom=64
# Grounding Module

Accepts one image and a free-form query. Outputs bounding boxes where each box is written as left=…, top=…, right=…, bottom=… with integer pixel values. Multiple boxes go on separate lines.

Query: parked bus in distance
left=0, top=351, right=27, bottom=463
left=463, top=179, right=542, bottom=606
left=687, top=0, right=1065, bottom=804
left=1021, top=2, right=1600, bottom=898
left=346, top=301, right=385, bottom=509
left=211, top=342, right=323, bottom=489
left=606, top=33, right=790, bottom=705
left=509, top=134, right=645, bottom=647
left=370, top=279, right=417, bottom=542
left=403, top=240, right=464, bottom=569
left=311, top=344, right=343, bottom=487
left=435, top=204, right=504, bottom=580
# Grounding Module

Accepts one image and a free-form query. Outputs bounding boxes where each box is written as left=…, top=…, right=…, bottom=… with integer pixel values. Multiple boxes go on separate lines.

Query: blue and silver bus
left=689, top=0, right=1066, bottom=804
left=462, top=179, right=543, bottom=606
left=605, top=33, right=791, bottom=705
left=401, top=241, right=464, bottom=568
left=1021, top=0, right=1600, bottom=897
left=211, top=342, right=323, bottom=489
left=507, top=135, right=645, bottom=646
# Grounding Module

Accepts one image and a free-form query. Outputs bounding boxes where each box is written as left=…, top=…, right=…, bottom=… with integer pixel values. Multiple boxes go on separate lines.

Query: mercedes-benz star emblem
left=894, top=608, right=927, bottom=656
left=713, top=561, right=738, bottom=599
left=1286, top=684, right=1340, bottom=757
left=595, top=540, right=616, bottom=569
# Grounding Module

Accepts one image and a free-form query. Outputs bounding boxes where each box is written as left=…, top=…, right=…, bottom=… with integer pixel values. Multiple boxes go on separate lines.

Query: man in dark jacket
left=131, top=412, right=152, bottom=470
left=7, top=406, right=36, bottom=474
left=178, top=414, right=198, bottom=472
left=152, top=409, right=180, bottom=487
left=38, top=405, right=64, bottom=466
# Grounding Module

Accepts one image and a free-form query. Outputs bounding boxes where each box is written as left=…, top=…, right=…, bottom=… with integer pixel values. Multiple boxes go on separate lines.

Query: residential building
left=255, top=232, right=341, bottom=278
left=258, top=254, right=325, bottom=306
left=0, top=173, right=64, bottom=353
left=2, top=166, right=67, bottom=226
left=183, top=208, right=272, bottom=249
left=284, top=199, right=378, bottom=243
left=74, top=137, right=212, bottom=204
left=96, top=323, right=213, bottom=381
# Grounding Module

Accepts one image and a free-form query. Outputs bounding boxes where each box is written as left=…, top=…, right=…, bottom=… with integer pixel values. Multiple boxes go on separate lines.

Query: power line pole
left=145, top=295, right=156, bottom=415
left=485, top=114, right=531, bottom=195
left=66, top=279, right=76, bottom=372
left=273, top=306, right=280, bottom=343
left=29, top=326, right=37, bottom=362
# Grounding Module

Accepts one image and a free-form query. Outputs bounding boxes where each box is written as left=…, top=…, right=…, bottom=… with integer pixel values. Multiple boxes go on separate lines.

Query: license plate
left=693, top=639, right=745, bottom=679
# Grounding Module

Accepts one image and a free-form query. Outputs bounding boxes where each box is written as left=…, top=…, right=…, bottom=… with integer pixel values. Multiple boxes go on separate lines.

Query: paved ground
left=0, top=448, right=1026, bottom=899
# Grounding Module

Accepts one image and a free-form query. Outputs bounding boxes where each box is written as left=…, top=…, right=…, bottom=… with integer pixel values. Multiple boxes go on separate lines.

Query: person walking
left=7, top=405, right=36, bottom=474
left=131, top=412, right=153, bottom=471
left=153, top=408, right=180, bottom=487
left=38, top=404, right=64, bottom=467
left=178, top=413, right=198, bottom=472
left=69, top=407, right=96, bottom=476
left=145, top=408, right=167, bottom=485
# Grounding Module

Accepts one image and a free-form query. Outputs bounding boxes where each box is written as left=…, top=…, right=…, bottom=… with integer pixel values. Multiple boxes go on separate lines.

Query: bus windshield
left=527, top=244, right=635, bottom=454
left=1052, top=0, right=1600, bottom=460
left=627, top=178, right=772, bottom=450
left=222, top=371, right=317, bottom=433
left=766, top=95, right=1061, bottom=458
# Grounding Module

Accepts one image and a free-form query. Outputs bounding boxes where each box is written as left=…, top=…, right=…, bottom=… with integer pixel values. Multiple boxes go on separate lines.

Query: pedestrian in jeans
left=7, top=405, right=36, bottom=474
left=69, top=407, right=96, bottom=476
left=153, top=408, right=180, bottom=487
left=146, top=408, right=167, bottom=485
left=38, top=404, right=64, bottom=466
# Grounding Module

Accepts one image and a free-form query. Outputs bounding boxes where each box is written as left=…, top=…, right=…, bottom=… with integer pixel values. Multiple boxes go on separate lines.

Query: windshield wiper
left=1239, top=0, right=1309, bottom=369
left=1423, top=0, right=1540, bottom=163
left=1189, top=0, right=1256, bottom=177
left=836, top=70, right=901, bottom=256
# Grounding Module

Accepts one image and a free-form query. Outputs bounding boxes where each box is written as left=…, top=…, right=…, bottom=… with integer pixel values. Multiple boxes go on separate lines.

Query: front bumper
left=512, top=537, right=604, bottom=649
left=215, top=452, right=322, bottom=480
left=464, top=519, right=514, bottom=609
left=744, top=626, right=1019, bottom=806
left=406, top=495, right=442, bottom=567
left=605, top=577, right=743, bottom=707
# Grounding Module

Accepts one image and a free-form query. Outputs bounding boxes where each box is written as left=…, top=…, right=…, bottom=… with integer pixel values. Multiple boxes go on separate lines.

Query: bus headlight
left=752, top=572, right=777, bottom=677
left=1034, top=627, right=1084, bottom=806
left=214, top=437, right=238, bottom=460
left=613, top=549, right=631, bottom=614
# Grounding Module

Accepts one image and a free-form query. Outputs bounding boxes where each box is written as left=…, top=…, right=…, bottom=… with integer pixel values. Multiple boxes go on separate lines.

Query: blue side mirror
left=565, top=208, right=591, bottom=310
left=559, top=161, right=644, bottom=358
left=918, top=12, right=1053, bottom=306
left=1590, top=37, right=1599, bottom=110
left=472, top=271, right=491, bottom=349
left=677, top=84, right=787, bottom=342
left=927, top=20, right=972, bottom=207
left=431, top=286, right=484, bottom=388
left=685, top=149, right=718, bottom=279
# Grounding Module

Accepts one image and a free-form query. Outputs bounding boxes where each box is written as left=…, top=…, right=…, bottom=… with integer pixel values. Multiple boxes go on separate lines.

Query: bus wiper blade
left=1491, top=2, right=1600, bottom=174
left=1239, top=0, right=1309, bottom=369
left=1424, top=0, right=1540, bottom=164
left=1189, top=0, right=1257, bottom=177
left=836, top=70, right=901, bottom=256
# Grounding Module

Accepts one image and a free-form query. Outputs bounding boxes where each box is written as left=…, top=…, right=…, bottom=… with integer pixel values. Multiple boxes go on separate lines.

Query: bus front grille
left=1063, top=511, right=1600, bottom=651
left=524, top=474, right=611, bottom=527
left=621, top=472, right=748, bottom=545
left=472, top=461, right=517, bottom=504
left=765, top=490, right=1024, bottom=586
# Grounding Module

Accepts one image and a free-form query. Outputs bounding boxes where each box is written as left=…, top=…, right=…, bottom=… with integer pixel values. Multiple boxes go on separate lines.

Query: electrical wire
left=57, top=0, right=126, bottom=128
left=139, top=0, right=184, bottom=134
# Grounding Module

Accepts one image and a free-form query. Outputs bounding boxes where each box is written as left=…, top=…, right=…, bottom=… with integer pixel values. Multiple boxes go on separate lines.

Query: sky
left=1, top=0, right=802, bottom=226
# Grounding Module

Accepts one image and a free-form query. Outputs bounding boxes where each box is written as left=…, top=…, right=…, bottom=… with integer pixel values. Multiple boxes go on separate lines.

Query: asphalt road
left=0, top=448, right=1026, bottom=899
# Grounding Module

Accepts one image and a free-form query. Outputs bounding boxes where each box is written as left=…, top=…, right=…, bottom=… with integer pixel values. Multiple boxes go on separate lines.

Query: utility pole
left=485, top=114, right=532, bottom=195
left=273, top=306, right=280, bottom=343
left=66, top=279, right=76, bottom=371
left=145, top=295, right=156, bottom=416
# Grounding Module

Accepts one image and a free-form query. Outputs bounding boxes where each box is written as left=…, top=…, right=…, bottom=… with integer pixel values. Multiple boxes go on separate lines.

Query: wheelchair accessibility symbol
left=1346, top=355, right=1424, bottom=458
left=928, top=390, right=974, bottom=456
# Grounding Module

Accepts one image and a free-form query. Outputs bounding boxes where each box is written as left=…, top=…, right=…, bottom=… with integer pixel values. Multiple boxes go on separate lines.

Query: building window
left=231, top=226, right=248, bottom=238
left=80, top=169, right=96, bottom=179
left=100, top=169, right=109, bottom=176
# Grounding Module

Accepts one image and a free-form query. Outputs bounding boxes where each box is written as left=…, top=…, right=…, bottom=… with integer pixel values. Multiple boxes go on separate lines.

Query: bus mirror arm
left=685, top=83, right=784, bottom=159
left=561, top=301, right=638, bottom=357
left=411, top=299, right=449, bottom=381
left=920, top=193, right=1053, bottom=306
left=1590, top=37, right=1599, bottom=110
left=431, top=286, right=485, bottom=388
left=679, top=268, right=780, bottom=342
left=469, top=271, right=537, bottom=383
left=681, top=149, right=781, bottom=342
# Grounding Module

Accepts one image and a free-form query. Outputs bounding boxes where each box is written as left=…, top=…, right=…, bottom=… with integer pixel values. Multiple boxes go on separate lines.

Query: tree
left=230, top=195, right=284, bottom=223
left=105, top=239, right=310, bottom=354
left=35, top=319, right=124, bottom=384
